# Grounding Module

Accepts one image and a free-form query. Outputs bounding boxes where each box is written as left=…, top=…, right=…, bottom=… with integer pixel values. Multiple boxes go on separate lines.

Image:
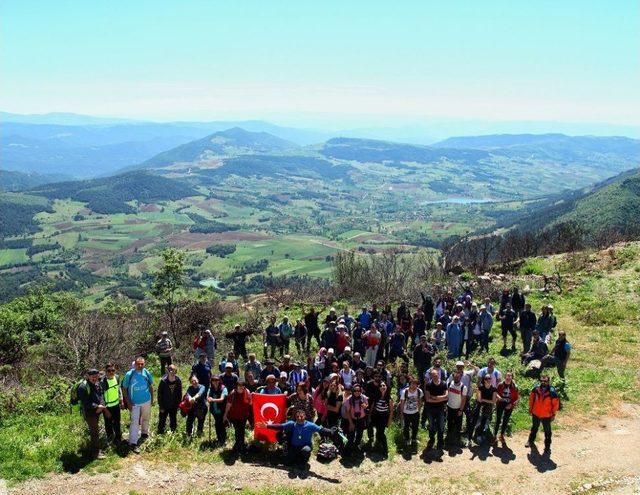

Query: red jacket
left=497, top=381, right=519, bottom=405
left=529, top=385, right=559, bottom=419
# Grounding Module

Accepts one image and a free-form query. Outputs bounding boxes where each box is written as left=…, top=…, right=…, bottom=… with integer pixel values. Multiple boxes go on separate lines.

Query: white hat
left=455, top=361, right=465, bottom=367
left=279, top=371, right=288, bottom=378
left=327, top=348, right=335, bottom=353
left=224, top=362, right=233, bottom=368
left=330, top=307, right=336, bottom=312
left=344, top=346, right=351, bottom=352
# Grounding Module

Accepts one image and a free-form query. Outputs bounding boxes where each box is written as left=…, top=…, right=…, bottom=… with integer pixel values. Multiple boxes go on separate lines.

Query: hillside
left=0, top=170, right=69, bottom=192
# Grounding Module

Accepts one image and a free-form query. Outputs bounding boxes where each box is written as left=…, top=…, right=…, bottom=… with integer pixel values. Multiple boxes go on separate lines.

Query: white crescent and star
left=260, top=402, right=280, bottom=424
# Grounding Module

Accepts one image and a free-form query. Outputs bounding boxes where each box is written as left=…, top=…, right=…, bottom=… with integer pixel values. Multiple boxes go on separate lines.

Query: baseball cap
left=455, top=361, right=465, bottom=367
left=280, top=371, right=288, bottom=378
left=225, top=362, right=233, bottom=368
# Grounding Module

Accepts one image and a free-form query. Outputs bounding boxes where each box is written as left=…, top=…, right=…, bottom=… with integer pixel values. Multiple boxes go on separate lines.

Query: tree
left=151, top=248, right=186, bottom=348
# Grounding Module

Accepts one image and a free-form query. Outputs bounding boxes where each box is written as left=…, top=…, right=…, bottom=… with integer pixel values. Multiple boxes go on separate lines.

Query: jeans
left=346, top=416, right=366, bottom=451
left=158, top=408, right=178, bottom=433
left=370, top=410, right=390, bottom=452
left=365, top=347, right=378, bottom=367
left=128, top=401, right=151, bottom=445
left=186, top=410, right=205, bottom=436
left=529, top=415, right=553, bottom=448
left=494, top=402, right=513, bottom=436
left=474, top=404, right=494, bottom=438
left=212, top=413, right=227, bottom=444
left=403, top=412, right=420, bottom=442
left=285, top=444, right=312, bottom=465
left=426, top=406, right=445, bottom=445
left=104, top=405, right=122, bottom=441
left=446, top=406, right=463, bottom=444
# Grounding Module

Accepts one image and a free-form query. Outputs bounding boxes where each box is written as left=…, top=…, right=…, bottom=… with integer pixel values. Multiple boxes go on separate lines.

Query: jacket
left=529, top=384, right=559, bottom=419
left=157, top=375, right=183, bottom=410
left=77, top=380, right=104, bottom=417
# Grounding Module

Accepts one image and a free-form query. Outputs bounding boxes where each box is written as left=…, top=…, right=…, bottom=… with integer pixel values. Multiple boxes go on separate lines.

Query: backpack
left=317, top=442, right=339, bottom=461
left=70, top=379, right=87, bottom=406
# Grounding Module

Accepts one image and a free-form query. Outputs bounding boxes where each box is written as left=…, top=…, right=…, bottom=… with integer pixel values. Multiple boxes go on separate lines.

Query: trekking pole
left=208, top=410, right=212, bottom=445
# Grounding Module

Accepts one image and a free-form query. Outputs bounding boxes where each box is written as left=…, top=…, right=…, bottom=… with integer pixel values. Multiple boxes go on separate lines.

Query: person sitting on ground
left=157, top=364, right=182, bottom=434
left=521, top=330, right=549, bottom=365
left=259, top=409, right=335, bottom=467
left=78, top=368, right=109, bottom=459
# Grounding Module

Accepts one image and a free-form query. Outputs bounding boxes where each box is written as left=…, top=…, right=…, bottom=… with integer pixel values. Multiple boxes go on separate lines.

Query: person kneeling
left=257, top=409, right=334, bottom=467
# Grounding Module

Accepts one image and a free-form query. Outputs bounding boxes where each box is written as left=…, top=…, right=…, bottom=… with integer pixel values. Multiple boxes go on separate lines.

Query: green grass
left=0, top=248, right=28, bottom=266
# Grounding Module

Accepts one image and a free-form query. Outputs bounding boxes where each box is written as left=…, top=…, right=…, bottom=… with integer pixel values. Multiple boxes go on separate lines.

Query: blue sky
left=1, top=1, right=638, bottom=127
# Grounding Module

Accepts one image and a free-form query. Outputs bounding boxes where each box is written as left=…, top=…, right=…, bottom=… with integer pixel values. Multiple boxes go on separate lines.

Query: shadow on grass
left=60, top=450, right=94, bottom=474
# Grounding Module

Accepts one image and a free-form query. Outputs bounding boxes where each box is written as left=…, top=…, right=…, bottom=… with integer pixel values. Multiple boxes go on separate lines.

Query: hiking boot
left=130, top=444, right=141, bottom=454
left=491, top=438, right=498, bottom=447
left=95, top=450, right=106, bottom=460
left=140, top=433, right=149, bottom=441
left=426, top=439, right=434, bottom=450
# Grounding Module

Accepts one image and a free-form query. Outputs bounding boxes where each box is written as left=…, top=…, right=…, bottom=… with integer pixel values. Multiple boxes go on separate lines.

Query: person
left=122, top=356, right=154, bottom=453
left=339, top=360, right=356, bottom=388
left=341, top=307, right=355, bottom=331
left=352, top=321, right=365, bottom=355
left=218, top=351, right=239, bottom=374
left=473, top=374, right=498, bottom=443
left=478, top=305, right=494, bottom=353
left=223, top=379, right=252, bottom=452
left=499, top=288, right=511, bottom=312
left=519, top=303, right=537, bottom=354
left=446, top=370, right=467, bottom=447
left=156, top=331, right=173, bottom=375
left=101, top=363, right=124, bottom=444
left=420, top=292, right=435, bottom=330
left=522, top=330, right=549, bottom=364
left=337, top=346, right=353, bottom=368
left=259, top=409, right=334, bottom=466
left=369, top=381, right=393, bottom=455
left=193, top=326, right=208, bottom=362
left=225, top=324, right=252, bottom=360
left=191, top=354, right=212, bottom=395
left=304, top=307, right=321, bottom=352
left=498, top=302, right=518, bottom=351
left=345, top=384, right=368, bottom=453
left=324, top=307, right=338, bottom=326
left=324, top=380, right=343, bottom=427
left=358, top=306, right=372, bottom=330
left=536, top=305, right=554, bottom=342
left=424, top=369, right=448, bottom=450
left=511, top=287, right=525, bottom=314
left=244, top=353, right=262, bottom=380
left=287, top=361, right=308, bottom=390
left=264, top=315, right=280, bottom=359
left=450, top=360, right=477, bottom=443
left=193, top=328, right=216, bottom=364
left=445, top=316, right=463, bottom=359
left=363, top=324, right=381, bottom=367
left=526, top=375, right=560, bottom=453
left=388, top=326, right=408, bottom=363
left=260, top=359, right=281, bottom=384
left=157, top=364, right=182, bottom=434
left=279, top=316, right=294, bottom=356
left=287, top=382, right=315, bottom=421
left=425, top=357, right=448, bottom=384
left=221, top=362, right=239, bottom=392
left=483, top=297, right=495, bottom=317
left=207, top=375, right=228, bottom=445
left=478, top=358, right=502, bottom=387
left=412, top=309, right=427, bottom=343
left=313, top=378, right=329, bottom=424
left=335, top=322, right=350, bottom=355
left=258, top=374, right=282, bottom=394
left=321, top=321, right=338, bottom=351
left=543, top=331, right=572, bottom=383
left=413, top=335, right=435, bottom=388
left=493, top=371, right=519, bottom=445
left=399, top=377, right=423, bottom=448
left=431, top=322, right=445, bottom=351
left=294, top=319, right=308, bottom=355
left=184, top=376, right=207, bottom=437
left=78, top=368, right=109, bottom=459
left=277, top=371, right=292, bottom=395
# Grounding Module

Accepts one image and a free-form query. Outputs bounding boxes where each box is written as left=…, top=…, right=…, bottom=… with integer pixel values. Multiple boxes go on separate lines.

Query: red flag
left=252, top=393, right=287, bottom=442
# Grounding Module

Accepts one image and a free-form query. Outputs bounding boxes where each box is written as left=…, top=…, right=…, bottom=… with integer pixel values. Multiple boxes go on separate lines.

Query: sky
left=1, top=1, right=639, bottom=128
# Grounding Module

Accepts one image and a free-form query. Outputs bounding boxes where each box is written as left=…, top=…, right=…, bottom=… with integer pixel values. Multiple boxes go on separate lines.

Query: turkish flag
left=252, top=393, right=287, bottom=442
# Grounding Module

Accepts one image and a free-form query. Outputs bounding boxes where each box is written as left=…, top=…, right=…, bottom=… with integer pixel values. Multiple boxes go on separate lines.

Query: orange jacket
left=528, top=385, right=560, bottom=419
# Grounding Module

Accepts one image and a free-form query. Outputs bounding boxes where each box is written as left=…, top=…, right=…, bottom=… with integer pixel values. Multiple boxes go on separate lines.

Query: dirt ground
left=9, top=405, right=640, bottom=495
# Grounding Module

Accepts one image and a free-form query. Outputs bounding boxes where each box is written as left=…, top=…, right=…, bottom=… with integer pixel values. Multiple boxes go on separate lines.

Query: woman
left=305, top=355, right=321, bottom=389
left=363, top=324, right=381, bottom=368
left=244, top=371, right=259, bottom=393
left=465, top=302, right=479, bottom=357
left=325, top=380, right=344, bottom=427
left=207, top=375, right=228, bottom=445
left=287, top=382, right=315, bottom=421
left=474, top=374, right=499, bottom=443
left=314, top=348, right=327, bottom=377
left=369, top=381, right=393, bottom=455
left=223, top=379, right=252, bottom=452
left=157, top=364, right=182, bottom=434
left=312, top=378, right=329, bottom=425
left=493, top=371, right=519, bottom=445
left=185, top=376, right=207, bottom=437
left=346, top=384, right=369, bottom=453
left=339, top=360, right=356, bottom=388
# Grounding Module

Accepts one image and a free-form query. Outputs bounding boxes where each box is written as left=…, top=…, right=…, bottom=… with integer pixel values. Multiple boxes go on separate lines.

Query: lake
left=421, top=198, right=494, bottom=205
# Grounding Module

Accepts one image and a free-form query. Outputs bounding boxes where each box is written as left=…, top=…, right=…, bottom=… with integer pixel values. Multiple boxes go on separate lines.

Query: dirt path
left=10, top=405, right=640, bottom=495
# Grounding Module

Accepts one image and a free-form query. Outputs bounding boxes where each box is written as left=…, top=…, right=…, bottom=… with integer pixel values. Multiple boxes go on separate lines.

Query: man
left=351, top=351, right=367, bottom=372
left=258, top=374, right=282, bottom=394
left=424, top=369, right=448, bottom=450
left=264, top=315, right=280, bottom=359
left=294, top=319, right=308, bottom=355
left=478, top=304, right=494, bottom=353
left=412, top=309, right=427, bottom=343
left=483, top=297, right=495, bottom=317
left=244, top=353, right=262, bottom=380
left=279, top=316, right=294, bottom=356
left=449, top=360, right=477, bottom=444
left=191, top=353, right=212, bottom=395
left=324, top=307, right=338, bottom=326
left=78, top=368, right=109, bottom=459
left=321, top=321, right=338, bottom=351
left=341, top=308, right=354, bottom=331
left=156, top=331, right=173, bottom=376
left=287, top=361, right=308, bottom=390
left=219, top=351, right=239, bottom=374
left=101, top=363, right=124, bottom=444
left=221, top=362, right=239, bottom=392
left=122, top=356, right=154, bottom=453
left=493, top=371, right=519, bottom=445
left=519, top=303, right=537, bottom=354
left=511, top=287, right=526, bottom=314
left=536, top=305, right=554, bottom=342
left=422, top=358, right=447, bottom=428
left=304, top=307, right=321, bottom=352
left=260, top=359, right=280, bottom=384
left=358, top=306, right=372, bottom=330
left=521, top=330, right=549, bottom=364
left=445, top=315, right=463, bottom=359
left=446, top=370, right=467, bottom=447
left=259, top=409, right=334, bottom=466
left=477, top=358, right=502, bottom=387
left=413, top=335, right=435, bottom=388
left=526, top=375, right=560, bottom=453
left=225, top=324, right=252, bottom=360
left=399, top=377, right=423, bottom=448
left=420, top=292, right=435, bottom=330
left=278, top=371, right=292, bottom=395
left=157, top=364, right=182, bottom=434
left=498, top=302, right=518, bottom=351
left=337, top=346, right=353, bottom=368
left=543, top=331, right=572, bottom=383
left=388, top=326, right=408, bottom=363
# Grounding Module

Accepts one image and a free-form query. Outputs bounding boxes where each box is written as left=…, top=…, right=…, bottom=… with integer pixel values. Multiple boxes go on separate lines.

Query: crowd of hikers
left=75, top=287, right=570, bottom=467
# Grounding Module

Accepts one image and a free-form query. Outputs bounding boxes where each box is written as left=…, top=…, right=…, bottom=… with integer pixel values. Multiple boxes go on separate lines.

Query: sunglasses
left=107, top=369, right=115, bottom=372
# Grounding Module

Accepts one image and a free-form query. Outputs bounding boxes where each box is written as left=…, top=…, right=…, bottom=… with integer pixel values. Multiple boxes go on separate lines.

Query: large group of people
left=76, top=287, right=569, bottom=466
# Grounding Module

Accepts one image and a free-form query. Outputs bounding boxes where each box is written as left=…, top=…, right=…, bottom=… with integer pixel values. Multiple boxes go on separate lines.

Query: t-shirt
left=281, top=420, right=323, bottom=448
left=401, top=388, right=423, bottom=415
left=373, top=395, right=390, bottom=413
left=479, top=385, right=496, bottom=402
left=478, top=367, right=502, bottom=388
left=122, top=368, right=153, bottom=405
left=447, top=381, right=467, bottom=409
left=496, top=382, right=518, bottom=405
left=207, top=386, right=228, bottom=415
left=425, top=381, right=447, bottom=409
left=339, top=369, right=355, bottom=387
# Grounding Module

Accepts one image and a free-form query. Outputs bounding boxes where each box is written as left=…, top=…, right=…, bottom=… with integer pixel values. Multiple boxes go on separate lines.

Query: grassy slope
left=1, top=243, right=639, bottom=486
